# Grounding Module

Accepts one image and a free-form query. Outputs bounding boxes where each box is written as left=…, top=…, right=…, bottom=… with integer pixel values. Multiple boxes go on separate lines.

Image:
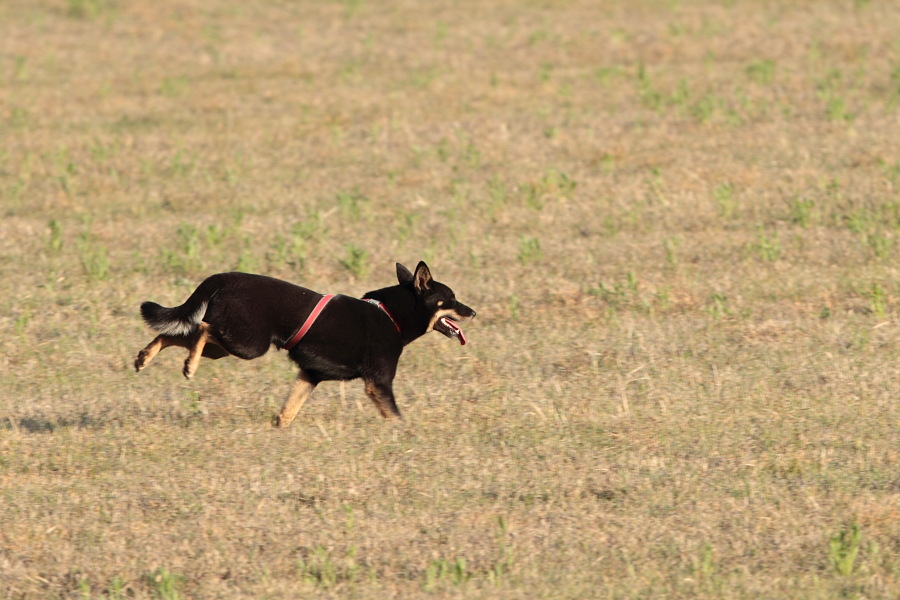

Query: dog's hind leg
left=182, top=322, right=219, bottom=379
left=364, top=379, right=402, bottom=420
left=136, top=330, right=228, bottom=373
left=135, top=334, right=189, bottom=372
left=276, top=370, right=317, bottom=428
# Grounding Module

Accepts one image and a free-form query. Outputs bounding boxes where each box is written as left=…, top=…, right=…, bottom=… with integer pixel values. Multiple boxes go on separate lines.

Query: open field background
left=2, top=0, right=900, bottom=597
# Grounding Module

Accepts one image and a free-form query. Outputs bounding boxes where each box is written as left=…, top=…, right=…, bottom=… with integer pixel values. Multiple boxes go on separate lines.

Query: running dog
left=134, top=262, right=475, bottom=426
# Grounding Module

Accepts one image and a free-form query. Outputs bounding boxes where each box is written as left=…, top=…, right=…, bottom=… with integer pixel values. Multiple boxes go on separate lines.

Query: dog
left=134, top=262, right=475, bottom=426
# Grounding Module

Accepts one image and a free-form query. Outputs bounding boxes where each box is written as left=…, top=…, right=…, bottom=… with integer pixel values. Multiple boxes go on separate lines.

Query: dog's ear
left=413, top=261, right=433, bottom=292
left=396, top=263, right=414, bottom=284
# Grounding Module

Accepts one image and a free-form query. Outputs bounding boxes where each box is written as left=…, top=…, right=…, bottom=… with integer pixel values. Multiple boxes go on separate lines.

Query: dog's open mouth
left=435, top=316, right=467, bottom=345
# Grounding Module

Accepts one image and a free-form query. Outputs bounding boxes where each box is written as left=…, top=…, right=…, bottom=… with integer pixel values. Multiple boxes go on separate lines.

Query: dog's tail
left=140, top=276, right=220, bottom=336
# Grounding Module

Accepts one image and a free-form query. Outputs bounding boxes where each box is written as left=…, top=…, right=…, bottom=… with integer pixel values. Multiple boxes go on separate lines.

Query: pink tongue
left=443, top=317, right=467, bottom=345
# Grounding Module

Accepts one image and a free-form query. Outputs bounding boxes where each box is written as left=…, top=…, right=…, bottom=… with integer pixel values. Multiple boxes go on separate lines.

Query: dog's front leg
left=364, top=379, right=402, bottom=420
left=276, top=370, right=317, bottom=428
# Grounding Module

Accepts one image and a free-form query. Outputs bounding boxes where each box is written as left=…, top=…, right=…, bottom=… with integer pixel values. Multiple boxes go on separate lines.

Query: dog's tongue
left=441, top=317, right=467, bottom=345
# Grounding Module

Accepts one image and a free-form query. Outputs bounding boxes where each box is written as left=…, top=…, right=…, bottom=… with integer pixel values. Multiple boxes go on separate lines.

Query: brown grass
left=2, top=0, right=900, bottom=597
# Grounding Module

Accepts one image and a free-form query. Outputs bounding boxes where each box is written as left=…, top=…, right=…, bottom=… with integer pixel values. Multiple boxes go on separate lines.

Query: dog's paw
left=134, top=352, right=148, bottom=372
left=182, top=361, right=194, bottom=379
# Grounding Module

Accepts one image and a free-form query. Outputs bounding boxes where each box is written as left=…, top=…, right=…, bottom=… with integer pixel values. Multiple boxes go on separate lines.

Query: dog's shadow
left=4, top=414, right=110, bottom=434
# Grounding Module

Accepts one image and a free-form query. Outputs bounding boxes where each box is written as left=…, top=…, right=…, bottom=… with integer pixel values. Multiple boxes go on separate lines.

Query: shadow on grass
left=3, top=413, right=112, bottom=434
left=2, top=404, right=259, bottom=434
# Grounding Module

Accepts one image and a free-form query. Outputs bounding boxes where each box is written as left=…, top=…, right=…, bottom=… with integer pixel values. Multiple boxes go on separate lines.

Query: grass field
left=2, top=0, right=900, bottom=597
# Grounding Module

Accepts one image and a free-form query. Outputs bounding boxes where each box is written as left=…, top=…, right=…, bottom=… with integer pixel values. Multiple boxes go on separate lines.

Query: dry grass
left=2, top=0, right=900, bottom=597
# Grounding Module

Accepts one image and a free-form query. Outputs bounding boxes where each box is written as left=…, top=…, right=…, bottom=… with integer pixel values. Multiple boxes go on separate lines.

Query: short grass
left=2, top=0, right=900, bottom=598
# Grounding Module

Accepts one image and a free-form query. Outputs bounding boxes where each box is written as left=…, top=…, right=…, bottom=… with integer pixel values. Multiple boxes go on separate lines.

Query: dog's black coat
left=137, top=262, right=474, bottom=422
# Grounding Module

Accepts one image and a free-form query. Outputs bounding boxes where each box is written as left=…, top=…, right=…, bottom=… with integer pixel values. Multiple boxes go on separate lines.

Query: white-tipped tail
left=140, top=301, right=207, bottom=336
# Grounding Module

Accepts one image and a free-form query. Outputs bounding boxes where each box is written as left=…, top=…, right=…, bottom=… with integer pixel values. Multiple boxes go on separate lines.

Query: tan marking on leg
left=276, top=371, right=317, bottom=428
left=135, top=334, right=190, bottom=372
left=182, top=322, right=214, bottom=379
left=364, top=380, right=402, bottom=420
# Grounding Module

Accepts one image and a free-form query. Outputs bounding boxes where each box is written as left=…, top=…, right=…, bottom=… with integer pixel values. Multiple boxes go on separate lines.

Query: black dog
left=135, top=262, right=475, bottom=426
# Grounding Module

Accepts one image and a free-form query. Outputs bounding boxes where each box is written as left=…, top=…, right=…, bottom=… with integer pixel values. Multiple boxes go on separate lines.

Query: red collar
left=364, top=298, right=402, bottom=334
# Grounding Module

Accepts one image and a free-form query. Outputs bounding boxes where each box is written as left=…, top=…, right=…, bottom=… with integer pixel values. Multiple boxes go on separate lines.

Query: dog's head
left=397, top=261, right=476, bottom=345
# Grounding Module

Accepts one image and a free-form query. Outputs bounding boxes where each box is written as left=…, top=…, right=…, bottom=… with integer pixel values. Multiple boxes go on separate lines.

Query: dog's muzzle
left=433, top=306, right=475, bottom=345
